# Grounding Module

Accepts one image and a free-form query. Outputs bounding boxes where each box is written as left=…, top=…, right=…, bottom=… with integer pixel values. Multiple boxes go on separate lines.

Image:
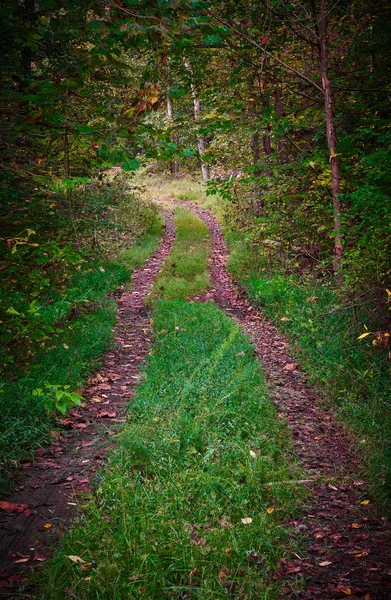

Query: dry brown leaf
left=319, top=560, right=332, bottom=567
left=0, top=501, right=29, bottom=513
left=68, top=555, right=87, bottom=564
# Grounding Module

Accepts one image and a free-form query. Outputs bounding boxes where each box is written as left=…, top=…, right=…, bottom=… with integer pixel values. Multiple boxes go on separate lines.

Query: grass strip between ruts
left=149, top=206, right=210, bottom=301
left=42, top=300, right=305, bottom=599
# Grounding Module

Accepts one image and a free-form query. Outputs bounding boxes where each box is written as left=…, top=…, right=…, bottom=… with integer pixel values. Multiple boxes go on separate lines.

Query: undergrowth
left=42, top=300, right=305, bottom=599
left=0, top=179, right=163, bottom=487
left=150, top=206, right=210, bottom=300
left=226, top=233, right=391, bottom=506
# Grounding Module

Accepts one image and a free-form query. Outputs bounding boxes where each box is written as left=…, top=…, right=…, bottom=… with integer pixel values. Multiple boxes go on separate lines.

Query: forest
left=1, top=0, right=391, bottom=598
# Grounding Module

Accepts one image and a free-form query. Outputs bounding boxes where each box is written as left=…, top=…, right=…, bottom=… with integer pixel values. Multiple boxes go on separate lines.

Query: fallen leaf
left=189, top=568, right=198, bottom=578
left=360, top=500, right=370, bottom=505
left=13, top=557, right=30, bottom=564
left=355, top=551, right=369, bottom=558
left=44, top=523, right=53, bottom=529
left=241, top=517, right=252, bottom=524
left=68, top=555, right=87, bottom=564
left=249, top=450, right=257, bottom=458
left=332, top=587, right=352, bottom=595
left=0, top=501, right=29, bottom=513
left=350, top=523, right=363, bottom=529
left=319, top=561, right=332, bottom=567
left=283, top=363, right=297, bottom=371
left=266, top=507, right=275, bottom=514
left=285, top=566, right=301, bottom=574
left=217, top=518, right=233, bottom=529
left=33, top=553, right=48, bottom=562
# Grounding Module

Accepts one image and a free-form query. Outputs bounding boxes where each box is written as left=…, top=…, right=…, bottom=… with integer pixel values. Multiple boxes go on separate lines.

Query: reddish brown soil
left=0, top=213, right=175, bottom=597
left=190, top=204, right=391, bottom=600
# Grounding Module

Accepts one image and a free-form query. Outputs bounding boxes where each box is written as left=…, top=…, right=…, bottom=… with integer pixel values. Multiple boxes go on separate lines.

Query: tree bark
left=166, top=85, right=179, bottom=175
left=184, top=58, right=210, bottom=181
left=319, top=0, right=343, bottom=272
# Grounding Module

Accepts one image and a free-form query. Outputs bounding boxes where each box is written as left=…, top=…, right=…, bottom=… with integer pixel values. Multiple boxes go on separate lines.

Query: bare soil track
left=190, top=203, right=391, bottom=600
left=0, top=213, right=175, bottom=597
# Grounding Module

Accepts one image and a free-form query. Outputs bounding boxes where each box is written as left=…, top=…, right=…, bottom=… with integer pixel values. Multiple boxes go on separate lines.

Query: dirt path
left=189, top=204, right=391, bottom=600
left=0, top=213, right=175, bottom=597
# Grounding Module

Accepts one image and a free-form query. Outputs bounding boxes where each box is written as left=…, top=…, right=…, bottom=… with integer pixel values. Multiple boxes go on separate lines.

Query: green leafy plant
left=32, top=384, right=83, bottom=415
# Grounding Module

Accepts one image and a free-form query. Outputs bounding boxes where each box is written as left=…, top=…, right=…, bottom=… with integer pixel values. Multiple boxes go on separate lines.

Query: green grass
left=0, top=218, right=163, bottom=488
left=41, top=300, right=304, bottom=599
left=227, top=232, right=391, bottom=505
left=136, top=172, right=229, bottom=223
left=150, top=207, right=211, bottom=300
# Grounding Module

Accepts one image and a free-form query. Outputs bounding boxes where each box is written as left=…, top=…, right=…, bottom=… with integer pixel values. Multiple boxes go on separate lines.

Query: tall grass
left=42, top=300, right=305, bottom=599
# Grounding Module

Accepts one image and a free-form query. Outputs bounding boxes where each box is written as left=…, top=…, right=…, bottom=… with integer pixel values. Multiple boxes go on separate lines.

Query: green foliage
left=32, top=385, right=83, bottom=416
left=41, top=300, right=305, bottom=599
left=0, top=177, right=163, bottom=486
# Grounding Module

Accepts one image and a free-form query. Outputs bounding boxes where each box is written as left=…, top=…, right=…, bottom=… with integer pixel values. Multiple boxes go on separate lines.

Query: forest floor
left=1, top=197, right=391, bottom=599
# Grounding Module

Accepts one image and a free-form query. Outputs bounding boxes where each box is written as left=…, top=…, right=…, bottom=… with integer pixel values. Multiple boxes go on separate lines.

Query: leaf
left=169, top=88, right=185, bottom=99
left=0, top=501, right=29, bottom=513
left=14, top=557, right=30, bottom=564
left=121, top=159, right=140, bottom=171
left=68, top=555, right=87, bottom=564
left=204, top=34, right=222, bottom=45
left=44, top=523, right=52, bottom=529
left=249, top=450, right=257, bottom=458
left=266, top=507, right=275, bottom=514
left=360, top=499, right=370, bottom=505
left=6, top=307, right=21, bottom=316
left=358, top=332, right=371, bottom=340
left=332, top=587, right=352, bottom=595
left=283, top=363, right=297, bottom=371
left=182, top=148, right=195, bottom=157
left=319, top=560, right=332, bottom=566
left=241, top=517, right=252, bottom=524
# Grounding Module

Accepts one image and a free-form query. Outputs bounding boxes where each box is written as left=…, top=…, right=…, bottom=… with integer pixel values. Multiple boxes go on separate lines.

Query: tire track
left=189, top=203, right=391, bottom=600
left=0, top=212, right=175, bottom=596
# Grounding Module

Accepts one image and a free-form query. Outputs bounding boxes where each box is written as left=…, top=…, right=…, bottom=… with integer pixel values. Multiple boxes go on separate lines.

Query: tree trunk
left=166, top=86, right=179, bottom=176
left=319, top=0, right=343, bottom=272
left=184, top=58, right=210, bottom=181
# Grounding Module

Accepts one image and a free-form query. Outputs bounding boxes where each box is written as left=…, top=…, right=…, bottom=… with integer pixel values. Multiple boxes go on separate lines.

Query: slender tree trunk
left=274, top=86, right=288, bottom=164
left=184, top=58, right=210, bottom=181
left=319, top=0, right=343, bottom=271
left=166, top=86, right=179, bottom=175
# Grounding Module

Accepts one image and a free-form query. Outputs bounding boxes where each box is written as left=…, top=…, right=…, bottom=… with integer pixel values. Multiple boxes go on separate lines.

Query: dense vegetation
left=1, top=0, right=390, bottom=494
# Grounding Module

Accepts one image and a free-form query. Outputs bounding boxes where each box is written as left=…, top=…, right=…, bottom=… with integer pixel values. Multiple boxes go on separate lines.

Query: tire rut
left=0, top=212, right=175, bottom=596
left=189, top=203, right=391, bottom=600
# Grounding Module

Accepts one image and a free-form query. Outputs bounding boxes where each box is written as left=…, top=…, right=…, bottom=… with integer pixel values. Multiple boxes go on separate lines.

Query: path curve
left=0, top=212, right=175, bottom=597
left=189, top=203, right=391, bottom=600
